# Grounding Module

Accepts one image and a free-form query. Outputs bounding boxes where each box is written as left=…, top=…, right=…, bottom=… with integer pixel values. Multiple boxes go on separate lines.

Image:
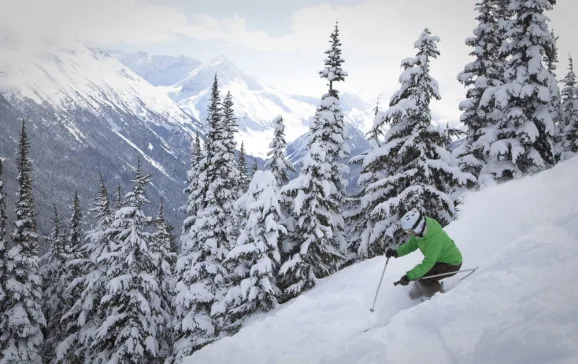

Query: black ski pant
left=417, top=261, right=462, bottom=295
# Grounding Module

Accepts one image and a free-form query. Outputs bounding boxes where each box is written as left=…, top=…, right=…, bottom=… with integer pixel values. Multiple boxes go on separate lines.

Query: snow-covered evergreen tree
left=265, top=115, right=295, bottom=186
left=365, top=29, right=475, bottom=250
left=114, top=181, right=123, bottom=210
left=173, top=75, right=230, bottom=361
left=222, top=91, right=241, bottom=197
left=345, top=128, right=388, bottom=261
left=278, top=23, right=350, bottom=299
left=224, top=170, right=285, bottom=333
left=67, top=191, right=84, bottom=253
left=0, top=159, right=7, bottom=352
left=486, top=0, right=558, bottom=180
left=0, top=121, right=45, bottom=363
left=89, top=159, right=171, bottom=363
left=238, top=141, right=249, bottom=191
left=560, top=55, right=578, bottom=160
left=57, top=176, right=113, bottom=363
left=265, top=115, right=296, bottom=267
left=151, top=199, right=176, bottom=360
left=318, top=22, right=350, bottom=240
left=456, top=0, right=505, bottom=186
left=221, top=90, right=243, bottom=246
left=182, top=133, right=203, bottom=244
left=41, top=205, right=69, bottom=362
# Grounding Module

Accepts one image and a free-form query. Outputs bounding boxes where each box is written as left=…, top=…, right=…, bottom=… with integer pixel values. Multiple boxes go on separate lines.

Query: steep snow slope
left=0, top=40, right=196, bottom=130
left=185, top=156, right=578, bottom=364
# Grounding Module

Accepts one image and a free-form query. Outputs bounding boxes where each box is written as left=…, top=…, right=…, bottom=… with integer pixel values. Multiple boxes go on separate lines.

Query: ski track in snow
left=185, top=156, right=578, bottom=364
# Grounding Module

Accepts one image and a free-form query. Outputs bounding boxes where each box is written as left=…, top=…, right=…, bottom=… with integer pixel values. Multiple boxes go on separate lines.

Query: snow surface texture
left=185, top=156, right=578, bottom=364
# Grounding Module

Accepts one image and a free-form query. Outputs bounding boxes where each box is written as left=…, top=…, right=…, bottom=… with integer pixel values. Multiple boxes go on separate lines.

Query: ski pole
left=369, top=257, right=389, bottom=312
left=393, top=268, right=477, bottom=286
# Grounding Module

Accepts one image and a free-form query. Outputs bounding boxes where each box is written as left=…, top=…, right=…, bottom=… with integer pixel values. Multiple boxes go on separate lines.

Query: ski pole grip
left=393, top=281, right=400, bottom=286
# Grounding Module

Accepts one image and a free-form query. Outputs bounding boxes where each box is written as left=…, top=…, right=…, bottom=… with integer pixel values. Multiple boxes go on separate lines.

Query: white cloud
left=0, top=0, right=189, bottom=45
left=2, top=0, right=575, bottom=124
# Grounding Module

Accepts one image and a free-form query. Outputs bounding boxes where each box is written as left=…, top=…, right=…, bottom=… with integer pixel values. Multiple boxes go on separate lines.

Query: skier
left=386, top=210, right=463, bottom=298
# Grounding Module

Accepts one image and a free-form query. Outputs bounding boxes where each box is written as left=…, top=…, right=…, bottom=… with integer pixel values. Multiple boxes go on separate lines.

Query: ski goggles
left=404, top=228, right=418, bottom=235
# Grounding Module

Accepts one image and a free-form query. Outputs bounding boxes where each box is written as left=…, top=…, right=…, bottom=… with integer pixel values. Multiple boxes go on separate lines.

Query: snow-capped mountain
left=114, top=52, right=374, bottom=158
left=107, top=50, right=201, bottom=87
left=0, top=36, right=202, bottom=236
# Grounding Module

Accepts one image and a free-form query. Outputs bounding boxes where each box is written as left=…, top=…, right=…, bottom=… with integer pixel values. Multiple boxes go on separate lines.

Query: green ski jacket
left=396, top=217, right=462, bottom=280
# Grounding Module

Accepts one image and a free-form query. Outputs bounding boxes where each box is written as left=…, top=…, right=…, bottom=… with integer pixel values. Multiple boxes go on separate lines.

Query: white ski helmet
left=401, top=209, right=425, bottom=234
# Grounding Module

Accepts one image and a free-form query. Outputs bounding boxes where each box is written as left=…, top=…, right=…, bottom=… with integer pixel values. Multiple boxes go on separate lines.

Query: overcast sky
left=2, top=0, right=576, bottom=123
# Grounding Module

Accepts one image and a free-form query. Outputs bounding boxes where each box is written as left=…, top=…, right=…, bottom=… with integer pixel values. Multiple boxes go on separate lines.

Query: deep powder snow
left=185, top=156, right=578, bottom=364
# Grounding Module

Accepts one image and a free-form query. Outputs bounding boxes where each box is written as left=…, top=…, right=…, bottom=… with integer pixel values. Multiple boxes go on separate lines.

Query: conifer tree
left=266, top=115, right=295, bottom=186
left=345, top=129, right=387, bottom=261
left=57, top=176, right=112, bottom=363
left=222, top=91, right=241, bottom=198
left=224, top=170, right=285, bottom=333
left=486, top=0, right=558, bottom=179
left=41, top=205, right=68, bottom=362
left=67, top=191, right=84, bottom=252
left=366, top=29, right=475, bottom=250
left=456, top=0, right=505, bottom=185
left=115, top=181, right=123, bottom=210
left=265, top=115, right=296, bottom=266
left=0, top=121, right=45, bottom=363
left=151, top=199, right=177, bottom=360
left=238, top=141, right=249, bottom=191
left=560, top=55, right=578, bottom=160
left=0, top=159, right=8, bottom=351
left=278, top=24, right=349, bottom=299
left=251, top=159, right=258, bottom=175
left=90, top=159, right=172, bottom=363
left=319, top=22, right=350, bottom=226
left=182, top=133, right=203, bottom=242
left=173, top=75, right=230, bottom=361
left=221, top=90, right=243, bottom=247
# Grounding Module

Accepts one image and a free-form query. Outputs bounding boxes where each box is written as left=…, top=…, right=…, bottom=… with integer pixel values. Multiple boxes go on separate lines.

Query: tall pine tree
left=265, top=115, right=295, bottom=186
left=278, top=23, right=348, bottom=299
left=0, top=160, right=7, bottom=353
left=364, top=29, right=475, bottom=250
left=265, top=115, right=296, bottom=266
left=151, top=199, right=177, bottom=360
left=90, top=159, right=172, bottom=363
left=41, top=205, right=69, bottom=362
left=57, top=176, right=112, bottom=363
left=173, top=75, right=230, bottom=361
left=182, top=133, right=203, bottom=242
left=560, top=55, right=578, bottom=160
left=0, top=121, right=45, bottom=363
left=486, top=0, right=558, bottom=179
left=345, top=128, right=388, bottom=261
left=456, top=0, right=505, bottom=186
left=238, top=140, right=249, bottom=191
left=223, top=170, right=285, bottom=333
left=318, top=22, right=350, bottom=255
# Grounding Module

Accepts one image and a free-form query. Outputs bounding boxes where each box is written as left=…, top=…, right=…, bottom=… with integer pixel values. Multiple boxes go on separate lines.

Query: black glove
left=385, top=248, right=398, bottom=258
left=398, top=275, right=410, bottom=286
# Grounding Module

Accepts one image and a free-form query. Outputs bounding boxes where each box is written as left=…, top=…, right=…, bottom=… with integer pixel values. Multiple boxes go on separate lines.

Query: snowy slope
left=185, top=156, right=578, bottom=364
left=0, top=40, right=196, bottom=131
